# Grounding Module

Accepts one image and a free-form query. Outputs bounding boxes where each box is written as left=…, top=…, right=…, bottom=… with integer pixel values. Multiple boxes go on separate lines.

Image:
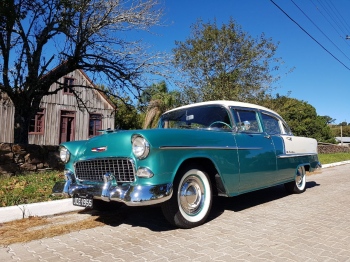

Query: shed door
left=60, top=111, right=75, bottom=143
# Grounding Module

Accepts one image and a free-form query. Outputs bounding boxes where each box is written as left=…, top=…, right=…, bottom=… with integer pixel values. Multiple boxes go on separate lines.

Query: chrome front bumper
left=52, top=171, right=173, bottom=206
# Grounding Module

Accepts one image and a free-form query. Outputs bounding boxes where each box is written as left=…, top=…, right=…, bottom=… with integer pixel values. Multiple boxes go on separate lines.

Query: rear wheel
left=162, top=165, right=212, bottom=229
left=284, top=166, right=306, bottom=194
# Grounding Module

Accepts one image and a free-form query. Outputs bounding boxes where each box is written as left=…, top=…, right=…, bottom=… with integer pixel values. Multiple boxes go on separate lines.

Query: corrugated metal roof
left=335, top=137, right=350, bottom=143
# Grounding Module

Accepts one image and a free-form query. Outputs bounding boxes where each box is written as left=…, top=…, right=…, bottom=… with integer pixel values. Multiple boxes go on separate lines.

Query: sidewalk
left=0, top=199, right=84, bottom=223
left=1, top=160, right=349, bottom=224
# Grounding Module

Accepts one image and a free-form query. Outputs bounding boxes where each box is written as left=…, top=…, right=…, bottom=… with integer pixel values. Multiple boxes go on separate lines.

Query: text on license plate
left=73, top=196, right=93, bottom=207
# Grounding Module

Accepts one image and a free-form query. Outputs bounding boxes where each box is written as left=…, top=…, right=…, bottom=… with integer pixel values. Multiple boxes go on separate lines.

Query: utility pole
left=341, top=124, right=343, bottom=146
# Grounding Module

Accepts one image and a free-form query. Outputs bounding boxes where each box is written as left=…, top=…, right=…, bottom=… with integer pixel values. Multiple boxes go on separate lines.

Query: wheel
left=93, top=199, right=123, bottom=211
left=161, top=165, right=213, bottom=229
left=284, top=166, right=306, bottom=194
left=209, top=121, right=232, bottom=129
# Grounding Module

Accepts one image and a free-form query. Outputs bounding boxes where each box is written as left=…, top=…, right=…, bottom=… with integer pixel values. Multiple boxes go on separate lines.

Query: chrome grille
left=74, top=158, right=135, bottom=182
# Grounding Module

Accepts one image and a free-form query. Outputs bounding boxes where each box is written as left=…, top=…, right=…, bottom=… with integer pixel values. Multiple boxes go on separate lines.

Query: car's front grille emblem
left=91, top=146, right=107, bottom=152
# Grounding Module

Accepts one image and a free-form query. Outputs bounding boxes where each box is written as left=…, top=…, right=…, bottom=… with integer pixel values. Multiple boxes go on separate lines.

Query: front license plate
left=73, top=195, right=93, bottom=208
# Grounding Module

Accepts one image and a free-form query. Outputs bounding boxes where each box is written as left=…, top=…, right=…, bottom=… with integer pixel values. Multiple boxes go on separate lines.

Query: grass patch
left=318, top=152, right=350, bottom=165
left=0, top=171, right=65, bottom=207
left=0, top=210, right=119, bottom=246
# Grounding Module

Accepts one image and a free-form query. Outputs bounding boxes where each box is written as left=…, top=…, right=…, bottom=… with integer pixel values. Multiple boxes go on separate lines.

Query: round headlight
left=132, top=135, right=150, bottom=159
left=59, top=146, right=71, bottom=163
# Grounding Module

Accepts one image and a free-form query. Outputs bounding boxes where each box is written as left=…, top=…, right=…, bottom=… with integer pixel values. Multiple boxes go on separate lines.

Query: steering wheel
left=209, top=121, right=232, bottom=129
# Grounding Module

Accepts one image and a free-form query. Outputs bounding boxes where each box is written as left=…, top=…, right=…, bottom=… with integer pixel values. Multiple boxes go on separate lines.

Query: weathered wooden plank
left=1, top=69, right=116, bottom=145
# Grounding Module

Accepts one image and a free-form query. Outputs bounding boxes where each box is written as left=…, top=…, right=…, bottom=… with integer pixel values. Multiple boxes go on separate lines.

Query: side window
left=89, top=114, right=102, bottom=137
left=63, top=77, right=74, bottom=94
left=233, top=109, right=261, bottom=133
left=282, top=122, right=292, bottom=135
left=261, top=113, right=281, bottom=135
left=29, top=108, right=45, bottom=134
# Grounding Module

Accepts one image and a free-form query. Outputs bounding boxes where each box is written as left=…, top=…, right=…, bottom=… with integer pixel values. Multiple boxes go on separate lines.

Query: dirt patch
left=307, top=170, right=322, bottom=176
left=0, top=209, right=123, bottom=246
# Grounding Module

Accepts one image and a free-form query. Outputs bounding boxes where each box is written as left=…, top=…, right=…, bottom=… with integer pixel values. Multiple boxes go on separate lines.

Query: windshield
left=159, top=105, right=232, bottom=130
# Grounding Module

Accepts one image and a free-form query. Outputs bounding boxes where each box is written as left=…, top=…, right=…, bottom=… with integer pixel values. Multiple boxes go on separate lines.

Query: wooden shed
left=0, top=69, right=116, bottom=145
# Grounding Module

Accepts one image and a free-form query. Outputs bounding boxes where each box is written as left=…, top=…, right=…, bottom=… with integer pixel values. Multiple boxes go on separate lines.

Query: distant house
left=0, top=69, right=115, bottom=145
left=335, top=137, right=350, bottom=146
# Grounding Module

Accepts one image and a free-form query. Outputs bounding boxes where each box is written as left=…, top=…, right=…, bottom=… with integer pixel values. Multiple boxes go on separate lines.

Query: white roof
left=164, top=100, right=281, bottom=117
left=335, top=137, right=350, bottom=143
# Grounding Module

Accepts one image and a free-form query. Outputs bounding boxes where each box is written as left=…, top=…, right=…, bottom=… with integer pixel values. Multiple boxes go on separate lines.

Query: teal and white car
left=53, top=101, right=321, bottom=228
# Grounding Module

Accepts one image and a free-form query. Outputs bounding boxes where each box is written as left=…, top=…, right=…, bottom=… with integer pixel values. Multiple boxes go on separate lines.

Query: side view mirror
left=240, top=121, right=251, bottom=131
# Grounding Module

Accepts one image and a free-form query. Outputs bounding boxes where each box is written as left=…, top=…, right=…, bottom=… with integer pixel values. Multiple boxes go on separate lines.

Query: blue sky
left=140, top=0, right=350, bottom=124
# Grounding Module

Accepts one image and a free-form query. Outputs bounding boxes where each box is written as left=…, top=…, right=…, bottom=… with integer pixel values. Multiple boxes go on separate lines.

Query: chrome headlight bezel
left=132, top=135, right=150, bottom=159
left=59, top=146, right=71, bottom=163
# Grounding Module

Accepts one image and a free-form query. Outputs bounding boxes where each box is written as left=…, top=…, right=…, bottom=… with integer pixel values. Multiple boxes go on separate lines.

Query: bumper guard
left=52, top=171, right=173, bottom=206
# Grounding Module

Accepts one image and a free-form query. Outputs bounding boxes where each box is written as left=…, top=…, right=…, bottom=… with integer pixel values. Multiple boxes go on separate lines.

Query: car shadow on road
left=208, top=180, right=320, bottom=220
left=79, top=180, right=320, bottom=231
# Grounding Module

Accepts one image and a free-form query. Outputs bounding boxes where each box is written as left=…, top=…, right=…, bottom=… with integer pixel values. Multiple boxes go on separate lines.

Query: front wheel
left=284, top=166, right=306, bottom=194
left=161, top=166, right=213, bottom=229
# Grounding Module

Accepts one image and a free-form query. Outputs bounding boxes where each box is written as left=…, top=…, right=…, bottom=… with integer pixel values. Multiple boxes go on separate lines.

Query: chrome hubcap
left=295, top=167, right=305, bottom=188
left=179, top=176, right=204, bottom=216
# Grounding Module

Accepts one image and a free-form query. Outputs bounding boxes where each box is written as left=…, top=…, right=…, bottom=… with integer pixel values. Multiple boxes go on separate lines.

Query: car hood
left=61, top=128, right=234, bottom=162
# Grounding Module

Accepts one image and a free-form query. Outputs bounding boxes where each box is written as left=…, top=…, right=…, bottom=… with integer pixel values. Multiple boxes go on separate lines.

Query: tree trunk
left=13, top=100, right=33, bottom=144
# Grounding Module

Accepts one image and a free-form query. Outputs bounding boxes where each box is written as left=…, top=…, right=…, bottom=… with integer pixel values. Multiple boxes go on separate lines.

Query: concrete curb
left=0, top=199, right=84, bottom=223
left=1, top=161, right=349, bottom=224
left=321, top=160, right=350, bottom=169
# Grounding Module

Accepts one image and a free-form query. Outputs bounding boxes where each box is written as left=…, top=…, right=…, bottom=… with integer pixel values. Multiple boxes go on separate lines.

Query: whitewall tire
left=285, top=165, right=306, bottom=194
left=162, top=165, right=212, bottom=229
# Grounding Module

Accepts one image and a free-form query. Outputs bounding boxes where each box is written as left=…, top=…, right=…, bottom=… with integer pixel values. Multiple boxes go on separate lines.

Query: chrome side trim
left=277, top=153, right=318, bottom=158
left=159, top=146, right=262, bottom=150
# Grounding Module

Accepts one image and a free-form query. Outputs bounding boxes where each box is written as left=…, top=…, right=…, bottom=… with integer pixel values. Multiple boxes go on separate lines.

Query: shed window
left=63, top=77, right=74, bottom=94
left=29, top=109, right=45, bottom=134
left=89, top=114, right=102, bottom=137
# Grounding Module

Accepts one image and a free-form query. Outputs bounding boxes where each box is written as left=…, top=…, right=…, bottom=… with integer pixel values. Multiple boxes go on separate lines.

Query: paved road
left=1, top=165, right=350, bottom=261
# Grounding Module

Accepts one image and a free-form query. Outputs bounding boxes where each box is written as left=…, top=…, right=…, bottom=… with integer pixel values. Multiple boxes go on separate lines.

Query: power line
left=269, top=0, right=350, bottom=72
left=310, top=0, right=350, bottom=49
left=316, top=0, right=348, bottom=36
left=291, top=0, right=350, bottom=62
left=325, top=0, right=350, bottom=34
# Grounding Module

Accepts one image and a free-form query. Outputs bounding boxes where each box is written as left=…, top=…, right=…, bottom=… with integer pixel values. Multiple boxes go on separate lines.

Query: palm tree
left=142, top=81, right=181, bottom=129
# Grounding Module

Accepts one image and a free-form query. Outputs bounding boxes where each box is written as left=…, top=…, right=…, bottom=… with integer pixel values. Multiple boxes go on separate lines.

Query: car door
left=260, top=112, right=292, bottom=183
left=231, top=108, right=277, bottom=193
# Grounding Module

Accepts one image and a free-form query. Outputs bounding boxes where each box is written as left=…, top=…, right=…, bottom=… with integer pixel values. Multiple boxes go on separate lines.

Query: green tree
left=267, top=96, right=335, bottom=143
left=96, top=84, right=142, bottom=130
left=114, top=100, right=142, bottom=130
left=141, top=81, right=182, bottom=128
left=338, top=121, right=348, bottom=126
left=320, top=115, right=336, bottom=125
left=172, top=18, right=286, bottom=103
left=0, top=0, right=165, bottom=143
left=331, top=126, right=350, bottom=137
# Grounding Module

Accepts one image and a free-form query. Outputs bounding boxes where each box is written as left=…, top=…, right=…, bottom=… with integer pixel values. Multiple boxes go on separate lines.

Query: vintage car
left=53, top=100, right=321, bottom=228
